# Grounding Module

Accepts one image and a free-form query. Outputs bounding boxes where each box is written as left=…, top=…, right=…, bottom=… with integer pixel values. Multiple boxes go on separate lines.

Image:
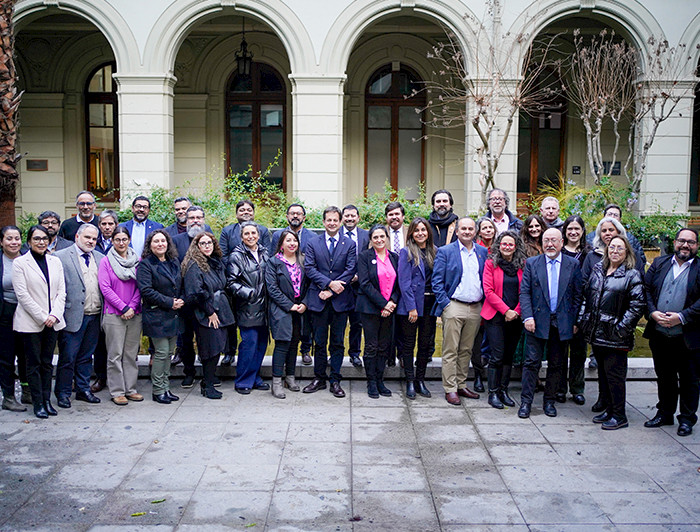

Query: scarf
left=497, top=257, right=519, bottom=277
left=428, top=210, right=458, bottom=229
left=107, top=245, right=139, bottom=281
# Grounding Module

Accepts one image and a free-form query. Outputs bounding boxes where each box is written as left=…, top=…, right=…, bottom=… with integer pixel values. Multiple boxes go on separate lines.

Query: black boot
left=487, top=366, right=501, bottom=395
left=405, top=381, right=416, bottom=400
left=415, top=358, right=431, bottom=397
left=365, top=357, right=379, bottom=399
left=499, top=365, right=516, bottom=407
left=488, top=391, right=504, bottom=409
left=201, top=358, right=222, bottom=399
left=375, top=356, right=392, bottom=397
left=33, top=403, right=49, bottom=419
left=474, top=373, right=485, bottom=393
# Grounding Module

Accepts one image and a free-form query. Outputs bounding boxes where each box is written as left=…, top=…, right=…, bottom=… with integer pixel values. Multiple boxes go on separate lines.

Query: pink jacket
left=98, top=256, right=141, bottom=315
left=480, top=258, right=523, bottom=320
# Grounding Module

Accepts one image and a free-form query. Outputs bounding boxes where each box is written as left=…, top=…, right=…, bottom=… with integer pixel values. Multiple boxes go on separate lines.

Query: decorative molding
left=581, top=0, right=596, bottom=9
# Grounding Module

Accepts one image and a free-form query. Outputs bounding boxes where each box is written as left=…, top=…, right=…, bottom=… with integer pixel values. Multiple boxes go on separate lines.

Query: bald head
left=456, top=217, right=476, bottom=247
left=542, top=228, right=563, bottom=259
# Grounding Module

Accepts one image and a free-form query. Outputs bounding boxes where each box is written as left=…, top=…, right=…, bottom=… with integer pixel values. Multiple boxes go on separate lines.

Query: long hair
left=274, top=229, right=303, bottom=266
left=562, top=215, right=588, bottom=253
left=602, top=234, right=636, bottom=271
left=490, top=230, right=526, bottom=271
left=476, top=217, right=497, bottom=245
left=142, top=229, right=178, bottom=261
left=592, top=216, right=626, bottom=251
left=181, top=232, right=221, bottom=275
left=521, top=214, right=546, bottom=257
left=405, top=217, right=436, bottom=268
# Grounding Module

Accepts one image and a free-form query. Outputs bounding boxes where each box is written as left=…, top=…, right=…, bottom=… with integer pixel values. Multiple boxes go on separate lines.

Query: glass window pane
left=88, top=65, right=112, bottom=93
left=517, top=112, right=532, bottom=193
left=538, top=129, right=562, bottom=191
left=369, top=72, right=392, bottom=95
left=260, top=69, right=283, bottom=92
left=399, top=106, right=422, bottom=129
left=230, top=129, right=253, bottom=176
left=367, top=129, right=391, bottom=195
left=230, top=74, right=252, bottom=93
left=397, top=71, right=420, bottom=96
left=88, top=128, right=114, bottom=193
left=261, top=129, right=283, bottom=186
left=368, top=106, right=391, bottom=129
left=398, top=129, right=421, bottom=199
left=89, top=103, right=113, bottom=127
left=229, top=105, right=252, bottom=127
left=261, top=105, right=283, bottom=127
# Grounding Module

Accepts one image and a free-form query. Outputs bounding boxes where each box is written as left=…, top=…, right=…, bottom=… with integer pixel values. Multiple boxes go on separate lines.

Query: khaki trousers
left=104, top=313, right=142, bottom=398
left=441, top=300, right=482, bottom=393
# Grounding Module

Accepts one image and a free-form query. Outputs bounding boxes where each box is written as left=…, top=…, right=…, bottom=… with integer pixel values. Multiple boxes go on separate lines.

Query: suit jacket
left=355, top=248, right=400, bottom=314
left=54, top=245, right=105, bottom=332
left=164, top=222, right=213, bottom=239
left=265, top=255, right=309, bottom=341
left=172, top=233, right=193, bottom=263
left=12, top=252, right=66, bottom=332
left=481, top=258, right=523, bottom=320
left=643, top=253, right=700, bottom=349
left=271, top=227, right=316, bottom=254
left=304, top=232, right=356, bottom=313
left=432, top=240, right=488, bottom=317
left=136, top=254, right=182, bottom=338
left=220, top=222, right=272, bottom=257
left=386, top=225, right=408, bottom=253
left=397, top=247, right=428, bottom=316
left=57, top=216, right=99, bottom=242
left=519, top=253, right=583, bottom=341
left=341, top=226, right=369, bottom=256
left=119, top=219, right=164, bottom=252
left=95, top=236, right=112, bottom=255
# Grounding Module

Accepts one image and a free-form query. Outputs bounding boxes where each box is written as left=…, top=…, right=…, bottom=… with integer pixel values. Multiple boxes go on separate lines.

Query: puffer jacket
left=579, top=261, right=646, bottom=350
left=226, top=244, right=269, bottom=328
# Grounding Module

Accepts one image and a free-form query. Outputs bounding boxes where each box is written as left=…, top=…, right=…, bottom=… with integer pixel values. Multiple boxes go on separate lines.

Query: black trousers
left=484, top=314, right=520, bottom=368
left=593, top=345, right=628, bottom=421
left=347, top=309, right=362, bottom=358
left=310, top=306, right=348, bottom=383
left=272, top=313, right=301, bottom=377
left=0, top=303, right=22, bottom=396
left=300, top=314, right=312, bottom=355
left=21, top=327, right=58, bottom=405
left=471, top=325, right=487, bottom=378
left=558, top=331, right=586, bottom=396
left=359, top=313, right=393, bottom=360
left=92, top=330, right=108, bottom=382
left=649, top=332, right=700, bottom=426
left=398, top=295, right=436, bottom=380
left=180, top=308, right=197, bottom=377
left=521, top=325, right=568, bottom=405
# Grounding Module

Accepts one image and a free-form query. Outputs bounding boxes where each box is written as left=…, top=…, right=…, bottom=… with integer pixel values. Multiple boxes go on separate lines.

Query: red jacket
left=480, top=258, right=523, bottom=320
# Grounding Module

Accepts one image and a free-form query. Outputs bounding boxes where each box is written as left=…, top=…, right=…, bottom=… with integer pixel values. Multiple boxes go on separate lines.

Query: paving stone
left=198, top=463, right=280, bottom=491
left=512, top=492, right=610, bottom=524
left=280, top=440, right=351, bottom=465
left=426, top=463, right=508, bottom=493
left=274, top=463, right=350, bottom=492
left=476, top=423, right=548, bottom=444
left=92, top=490, right=191, bottom=527
left=352, top=442, right=422, bottom=465
left=589, top=491, right=695, bottom=524
left=434, top=491, right=526, bottom=525
left=353, top=463, right=429, bottom=492
left=351, top=406, right=408, bottom=423
left=351, top=490, right=439, bottom=529
left=488, top=443, right=563, bottom=466
left=6, top=489, right=111, bottom=528
left=286, top=422, right=351, bottom=442
left=267, top=490, right=352, bottom=526
left=180, top=489, right=271, bottom=527
left=497, top=464, right=587, bottom=493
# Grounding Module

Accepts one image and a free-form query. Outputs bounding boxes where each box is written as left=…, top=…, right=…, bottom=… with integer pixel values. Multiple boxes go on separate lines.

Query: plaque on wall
left=26, top=159, right=48, bottom=171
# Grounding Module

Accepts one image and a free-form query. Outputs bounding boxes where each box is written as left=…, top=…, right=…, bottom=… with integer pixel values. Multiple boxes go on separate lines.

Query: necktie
left=348, top=231, right=357, bottom=255
left=329, top=236, right=336, bottom=256
left=82, top=252, right=90, bottom=268
left=393, top=230, right=401, bottom=252
left=548, top=259, right=558, bottom=312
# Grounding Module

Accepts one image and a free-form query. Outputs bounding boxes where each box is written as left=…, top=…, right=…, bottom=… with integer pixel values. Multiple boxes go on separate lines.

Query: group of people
left=0, top=188, right=697, bottom=437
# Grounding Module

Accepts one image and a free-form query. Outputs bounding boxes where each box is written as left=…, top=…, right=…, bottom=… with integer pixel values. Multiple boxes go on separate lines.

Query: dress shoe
left=171, top=349, right=183, bottom=366
left=405, top=381, right=416, bottom=400
left=593, top=411, right=612, bottom=424
left=488, top=391, right=504, bottom=409
left=518, top=403, right=531, bottom=418
left=2, top=397, right=27, bottom=412
left=33, top=404, right=49, bottom=419
left=181, top=375, right=195, bottom=388
left=221, top=353, right=235, bottom=366
left=457, top=387, right=479, bottom=400
left=588, top=356, right=598, bottom=369
left=377, top=381, right=392, bottom=397
left=302, top=378, right=327, bottom=393
left=498, top=388, right=516, bottom=407
left=554, top=393, right=566, bottom=403
left=329, top=382, right=346, bottom=398
left=90, top=379, right=106, bottom=393
left=601, top=417, right=629, bottom=430
left=235, top=387, right=252, bottom=395
left=677, top=423, right=692, bottom=436
left=112, top=396, right=128, bottom=406
left=57, top=397, right=71, bottom=409
left=212, top=376, right=222, bottom=388
left=301, top=353, right=312, bottom=365
left=166, top=391, right=179, bottom=401
left=591, top=398, right=606, bottom=413
left=44, top=401, right=57, bottom=416
left=350, top=355, right=363, bottom=368
left=543, top=402, right=557, bottom=417
left=445, top=392, right=461, bottom=406
left=387, top=357, right=396, bottom=367
left=473, top=374, right=485, bottom=393
left=152, top=393, right=171, bottom=404
left=253, top=381, right=270, bottom=391
left=644, top=413, right=674, bottom=428
left=416, top=381, right=431, bottom=398
left=572, top=394, right=586, bottom=405
left=75, top=390, right=101, bottom=404
left=201, top=386, right=222, bottom=399
left=126, top=393, right=144, bottom=402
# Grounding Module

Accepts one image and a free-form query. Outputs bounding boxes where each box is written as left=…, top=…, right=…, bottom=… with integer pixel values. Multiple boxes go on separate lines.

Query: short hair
left=604, top=203, right=622, bottom=216
left=675, top=227, right=699, bottom=241
left=186, top=205, right=205, bottom=216
left=142, top=229, right=177, bottom=261
left=342, top=204, right=359, bottom=215
left=431, top=189, right=454, bottom=206
left=287, top=203, right=306, bottom=215
left=26, top=225, right=49, bottom=243
left=323, top=206, right=342, bottom=220
left=239, top=220, right=259, bottom=234
left=131, top=195, right=150, bottom=208
left=1, top=225, right=21, bottom=240
left=368, top=224, right=389, bottom=240
left=236, top=199, right=255, bottom=211
left=173, top=197, right=191, bottom=205
left=385, top=201, right=405, bottom=216
left=75, top=190, right=96, bottom=202
left=487, top=188, right=510, bottom=208
left=38, top=211, right=61, bottom=224
left=112, top=226, right=131, bottom=239
left=603, top=235, right=636, bottom=271
left=76, top=223, right=99, bottom=237
left=540, top=196, right=560, bottom=208
left=99, top=209, right=119, bottom=224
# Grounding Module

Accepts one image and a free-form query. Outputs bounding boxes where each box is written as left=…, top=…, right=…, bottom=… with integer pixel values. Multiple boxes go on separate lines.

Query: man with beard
left=165, top=197, right=212, bottom=237
left=95, top=210, right=118, bottom=254
left=428, top=190, right=459, bottom=247
left=220, top=200, right=273, bottom=256
left=484, top=188, right=523, bottom=235
left=23, top=211, right=72, bottom=254
left=58, top=191, right=100, bottom=241
left=385, top=201, right=407, bottom=253
left=173, top=206, right=207, bottom=261
left=643, top=228, right=700, bottom=437
left=120, top=195, right=163, bottom=257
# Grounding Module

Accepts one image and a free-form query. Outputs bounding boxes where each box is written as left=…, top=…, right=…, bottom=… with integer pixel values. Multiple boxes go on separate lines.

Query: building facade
left=13, top=0, right=700, bottom=220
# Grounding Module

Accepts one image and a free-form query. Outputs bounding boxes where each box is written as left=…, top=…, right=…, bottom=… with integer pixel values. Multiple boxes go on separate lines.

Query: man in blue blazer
left=518, top=227, right=583, bottom=419
left=432, top=217, right=488, bottom=405
left=220, top=199, right=272, bottom=257
left=303, top=206, right=357, bottom=398
left=119, top=195, right=164, bottom=257
left=341, top=204, right=369, bottom=368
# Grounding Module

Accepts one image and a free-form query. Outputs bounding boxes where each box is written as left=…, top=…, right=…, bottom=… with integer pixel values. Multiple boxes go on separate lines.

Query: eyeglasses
left=112, top=237, right=129, bottom=244
left=41, top=220, right=59, bottom=226
left=542, top=238, right=561, bottom=244
left=198, top=241, right=214, bottom=247
left=489, top=196, right=506, bottom=203
left=608, top=246, right=626, bottom=252
left=77, top=202, right=95, bottom=207
left=676, top=238, right=697, bottom=246
left=499, top=242, right=516, bottom=248
left=31, top=236, right=49, bottom=242
left=133, top=204, right=150, bottom=210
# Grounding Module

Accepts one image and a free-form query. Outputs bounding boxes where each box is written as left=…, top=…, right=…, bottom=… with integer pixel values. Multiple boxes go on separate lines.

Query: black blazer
left=265, top=255, right=309, bottom=341
left=182, top=257, right=235, bottom=328
left=643, top=253, right=700, bottom=349
left=136, top=254, right=182, bottom=338
left=172, top=233, right=193, bottom=263
left=355, top=248, right=400, bottom=315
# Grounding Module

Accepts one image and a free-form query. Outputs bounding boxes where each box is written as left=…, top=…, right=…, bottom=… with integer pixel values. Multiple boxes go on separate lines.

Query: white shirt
left=343, top=227, right=358, bottom=255
left=131, top=221, right=146, bottom=257
left=672, top=255, right=693, bottom=280
left=451, top=242, right=483, bottom=303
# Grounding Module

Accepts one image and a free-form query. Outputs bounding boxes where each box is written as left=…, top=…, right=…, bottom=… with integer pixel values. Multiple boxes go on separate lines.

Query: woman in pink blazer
left=481, top=230, right=525, bottom=409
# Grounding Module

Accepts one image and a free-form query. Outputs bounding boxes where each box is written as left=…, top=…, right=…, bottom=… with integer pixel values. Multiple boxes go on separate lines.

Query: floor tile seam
left=262, top=418, right=293, bottom=530
left=349, top=386, right=357, bottom=529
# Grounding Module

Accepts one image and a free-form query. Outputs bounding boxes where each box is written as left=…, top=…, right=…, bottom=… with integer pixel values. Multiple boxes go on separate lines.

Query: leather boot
left=415, top=380, right=431, bottom=397
left=272, top=377, right=286, bottom=399
left=2, top=396, right=27, bottom=412
left=405, top=380, right=416, bottom=400
left=284, top=375, right=300, bottom=392
left=375, top=356, right=392, bottom=397
left=487, top=366, right=500, bottom=395
left=474, top=373, right=485, bottom=393
left=499, top=365, right=516, bottom=407
left=365, top=357, right=379, bottom=398
left=21, top=384, right=32, bottom=405
left=488, top=391, right=504, bottom=409
left=33, top=403, right=49, bottom=419
left=415, top=358, right=431, bottom=397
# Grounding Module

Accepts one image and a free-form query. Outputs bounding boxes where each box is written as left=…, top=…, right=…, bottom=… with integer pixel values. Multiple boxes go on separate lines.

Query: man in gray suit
left=54, top=225, right=104, bottom=408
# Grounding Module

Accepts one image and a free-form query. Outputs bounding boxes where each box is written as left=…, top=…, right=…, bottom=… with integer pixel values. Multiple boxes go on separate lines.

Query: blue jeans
left=311, top=306, right=348, bottom=384
left=235, top=325, right=268, bottom=389
left=55, top=314, right=100, bottom=399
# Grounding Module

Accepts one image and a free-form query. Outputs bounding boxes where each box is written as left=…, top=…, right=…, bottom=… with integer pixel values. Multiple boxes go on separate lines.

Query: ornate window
left=226, top=63, right=286, bottom=188
left=365, top=65, right=425, bottom=198
left=85, top=63, right=118, bottom=201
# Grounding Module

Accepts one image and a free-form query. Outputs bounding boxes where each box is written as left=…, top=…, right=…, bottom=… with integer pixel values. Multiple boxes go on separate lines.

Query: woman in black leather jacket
left=579, top=235, right=645, bottom=430
left=226, top=221, right=270, bottom=395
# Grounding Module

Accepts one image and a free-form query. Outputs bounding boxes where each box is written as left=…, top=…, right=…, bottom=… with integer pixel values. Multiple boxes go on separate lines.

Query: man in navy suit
left=303, top=206, right=357, bottom=397
left=220, top=199, right=273, bottom=257
left=433, top=217, right=488, bottom=405
left=340, top=204, right=369, bottom=368
left=119, top=195, right=164, bottom=257
left=518, top=227, right=583, bottom=419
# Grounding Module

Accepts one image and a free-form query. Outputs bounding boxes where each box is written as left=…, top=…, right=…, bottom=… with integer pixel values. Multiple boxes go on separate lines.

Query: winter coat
left=136, top=254, right=182, bottom=338
left=183, top=256, right=235, bottom=329
left=264, top=255, right=309, bottom=341
left=225, top=245, right=269, bottom=328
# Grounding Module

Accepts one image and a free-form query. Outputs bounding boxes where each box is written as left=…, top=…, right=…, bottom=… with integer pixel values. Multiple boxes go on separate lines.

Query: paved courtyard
left=1, top=376, right=699, bottom=531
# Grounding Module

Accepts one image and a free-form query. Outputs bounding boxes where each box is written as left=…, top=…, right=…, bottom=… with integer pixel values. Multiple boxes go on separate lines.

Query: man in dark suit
left=54, top=224, right=104, bottom=408
left=220, top=199, right=272, bottom=257
left=164, top=197, right=213, bottom=238
left=303, top=206, right=357, bottom=397
left=58, top=190, right=100, bottom=242
left=518, top=227, right=582, bottom=419
left=95, top=209, right=118, bottom=255
left=643, top=228, right=700, bottom=437
left=26, top=211, right=72, bottom=255
left=340, top=204, right=369, bottom=368
left=432, top=217, right=488, bottom=405
left=119, top=195, right=163, bottom=257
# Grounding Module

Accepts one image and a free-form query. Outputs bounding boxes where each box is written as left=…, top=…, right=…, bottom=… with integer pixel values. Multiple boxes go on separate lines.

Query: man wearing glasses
left=21, top=211, right=73, bottom=254
left=484, top=188, right=523, bottom=235
left=120, top=196, right=164, bottom=257
left=643, top=229, right=700, bottom=437
left=58, top=191, right=100, bottom=242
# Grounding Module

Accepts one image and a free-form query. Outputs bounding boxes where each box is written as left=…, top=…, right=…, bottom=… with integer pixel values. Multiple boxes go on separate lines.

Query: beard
left=288, top=218, right=302, bottom=229
left=435, top=206, right=449, bottom=217
left=675, top=248, right=693, bottom=262
left=187, top=225, right=205, bottom=238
